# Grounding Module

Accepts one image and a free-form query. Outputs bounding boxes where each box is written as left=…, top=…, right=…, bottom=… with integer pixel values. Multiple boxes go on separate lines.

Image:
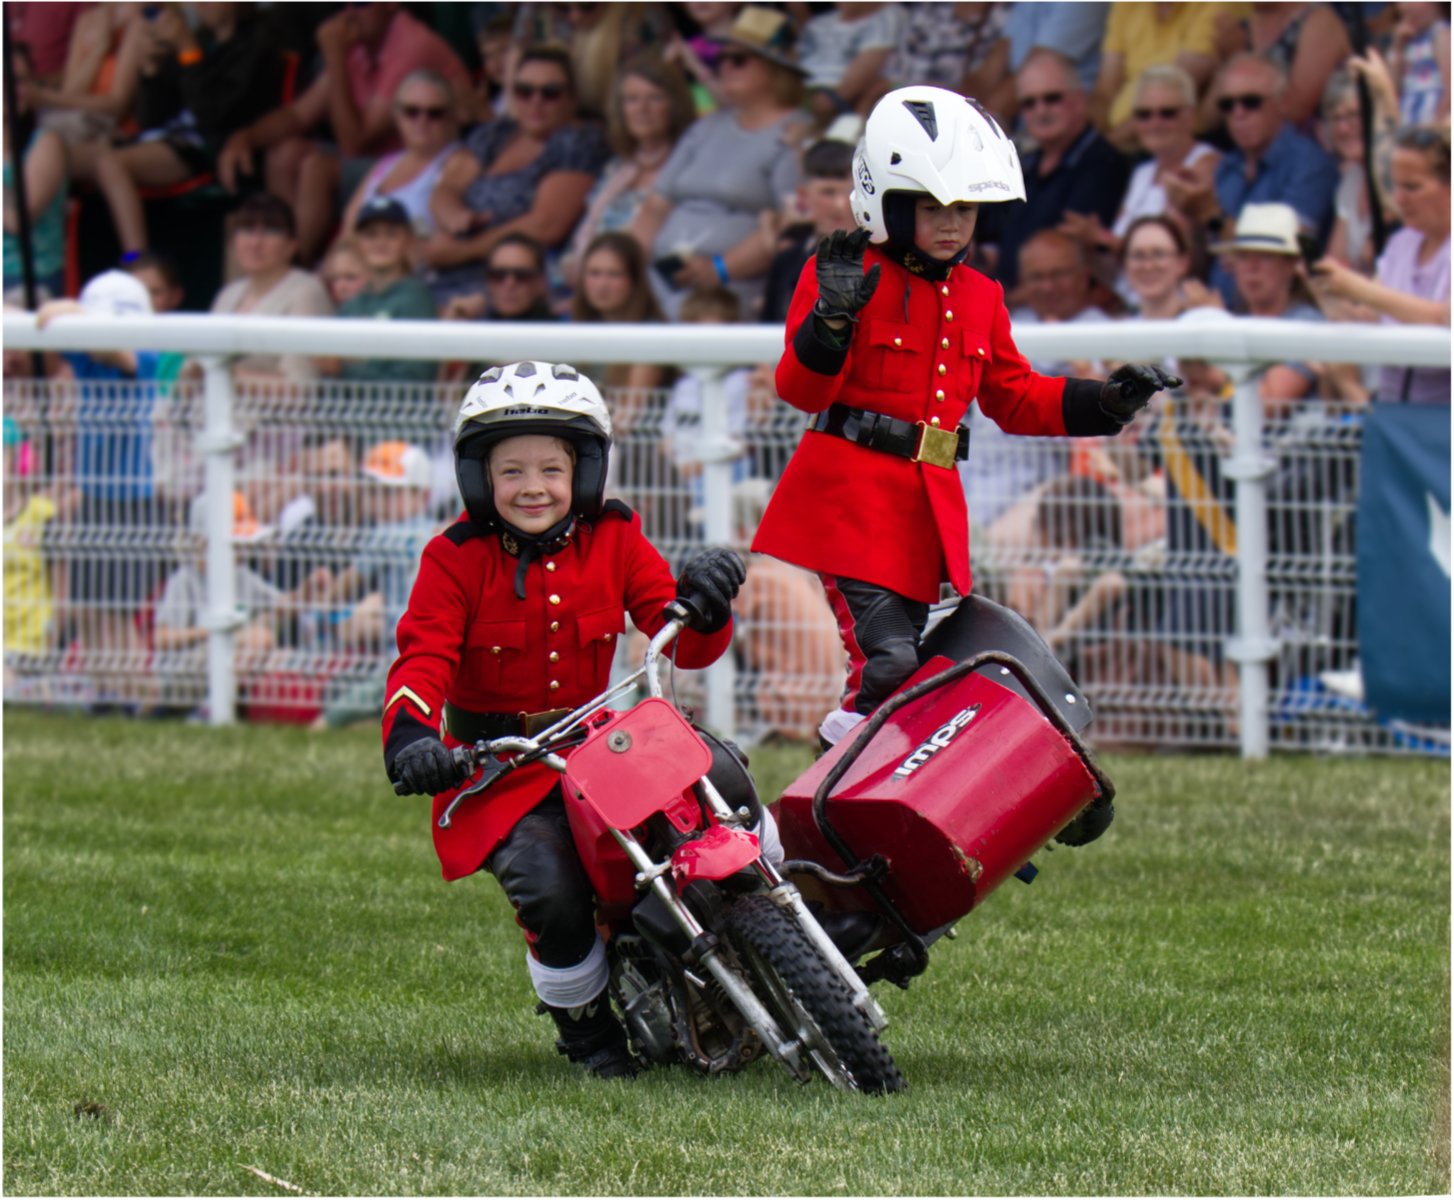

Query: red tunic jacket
left=751, top=246, right=1115, bottom=602
left=382, top=503, right=732, bottom=881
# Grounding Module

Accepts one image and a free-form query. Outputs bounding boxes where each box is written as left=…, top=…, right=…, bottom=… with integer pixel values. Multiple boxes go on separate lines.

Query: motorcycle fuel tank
left=773, top=657, right=1101, bottom=934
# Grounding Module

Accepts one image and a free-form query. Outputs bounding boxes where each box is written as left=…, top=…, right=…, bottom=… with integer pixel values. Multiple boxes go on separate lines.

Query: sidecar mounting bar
left=810, top=650, right=1117, bottom=971
left=779, top=859, right=883, bottom=888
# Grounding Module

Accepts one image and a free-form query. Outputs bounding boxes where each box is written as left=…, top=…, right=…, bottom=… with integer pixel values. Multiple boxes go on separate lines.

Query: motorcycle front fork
left=609, top=777, right=890, bottom=1054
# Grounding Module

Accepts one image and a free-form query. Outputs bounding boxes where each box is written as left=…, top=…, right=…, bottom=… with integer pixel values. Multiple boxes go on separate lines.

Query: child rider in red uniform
left=384, top=361, right=747, bottom=1078
left=751, top=86, right=1180, bottom=747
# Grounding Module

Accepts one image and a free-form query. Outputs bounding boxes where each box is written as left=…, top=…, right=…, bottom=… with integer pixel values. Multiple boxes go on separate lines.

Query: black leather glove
left=1100, top=363, right=1182, bottom=423
left=393, top=736, right=466, bottom=796
left=676, top=547, right=747, bottom=634
left=812, top=228, right=880, bottom=322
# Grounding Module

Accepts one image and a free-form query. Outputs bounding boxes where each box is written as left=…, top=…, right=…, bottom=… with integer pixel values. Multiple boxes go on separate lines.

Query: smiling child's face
left=488, top=434, right=574, bottom=533
left=914, top=198, right=979, bottom=262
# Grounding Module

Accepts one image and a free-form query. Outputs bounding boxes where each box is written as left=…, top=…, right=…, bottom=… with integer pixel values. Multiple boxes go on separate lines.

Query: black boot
left=542, top=993, right=639, bottom=1079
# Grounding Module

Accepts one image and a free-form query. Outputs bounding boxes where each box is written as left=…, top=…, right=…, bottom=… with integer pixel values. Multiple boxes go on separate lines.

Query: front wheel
left=724, top=894, right=906, bottom=1094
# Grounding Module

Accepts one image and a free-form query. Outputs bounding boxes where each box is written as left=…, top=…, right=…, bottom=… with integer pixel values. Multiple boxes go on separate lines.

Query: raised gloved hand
left=393, top=736, right=467, bottom=796
left=1099, top=363, right=1183, bottom=423
left=812, top=228, right=881, bottom=323
left=675, top=547, right=747, bottom=634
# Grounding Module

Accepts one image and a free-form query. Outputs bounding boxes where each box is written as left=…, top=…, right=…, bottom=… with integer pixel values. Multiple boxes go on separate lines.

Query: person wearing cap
left=1211, top=202, right=1333, bottom=415
left=751, top=86, right=1179, bottom=749
left=314, top=442, right=440, bottom=730
left=330, top=195, right=437, bottom=385
left=630, top=4, right=810, bottom=320
left=152, top=491, right=327, bottom=717
left=35, top=270, right=165, bottom=712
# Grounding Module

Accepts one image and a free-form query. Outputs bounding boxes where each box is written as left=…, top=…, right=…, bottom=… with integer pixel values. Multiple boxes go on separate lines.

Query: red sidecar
left=772, top=595, right=1115, bottom=949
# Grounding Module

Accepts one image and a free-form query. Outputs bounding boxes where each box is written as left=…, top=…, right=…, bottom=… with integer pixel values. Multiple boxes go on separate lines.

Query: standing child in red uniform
left=752, top=86, right=1180, bottom=747
left=383, top=361, right=746, bottom=1078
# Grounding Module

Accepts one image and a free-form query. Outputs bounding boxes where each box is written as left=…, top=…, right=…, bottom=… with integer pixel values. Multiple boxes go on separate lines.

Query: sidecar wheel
left=724, top=894, right=905, bottom=1094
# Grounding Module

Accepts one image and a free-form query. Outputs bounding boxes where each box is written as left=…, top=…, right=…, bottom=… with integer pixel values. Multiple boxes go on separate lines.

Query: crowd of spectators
left=3, top=0, right=1450, bottom=738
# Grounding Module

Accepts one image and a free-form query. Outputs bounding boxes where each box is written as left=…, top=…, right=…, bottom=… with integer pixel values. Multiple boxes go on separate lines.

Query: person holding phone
left=629, top=6, right=811, bottom=320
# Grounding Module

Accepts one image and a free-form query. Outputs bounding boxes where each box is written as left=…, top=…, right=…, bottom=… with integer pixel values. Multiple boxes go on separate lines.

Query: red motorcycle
left=442, top=593, right=1113, bottom=1092
left=441, top=596, right=904, bottom=1093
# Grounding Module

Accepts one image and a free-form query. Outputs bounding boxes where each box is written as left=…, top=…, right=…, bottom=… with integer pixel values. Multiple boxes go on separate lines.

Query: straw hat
left=713, top=5, right=808, bottom=76
left=1210, top=203, right=1301, bottom=256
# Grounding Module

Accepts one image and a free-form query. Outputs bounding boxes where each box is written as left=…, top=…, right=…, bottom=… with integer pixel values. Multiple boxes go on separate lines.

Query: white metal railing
left=4, top=313, right=1449, bottom=756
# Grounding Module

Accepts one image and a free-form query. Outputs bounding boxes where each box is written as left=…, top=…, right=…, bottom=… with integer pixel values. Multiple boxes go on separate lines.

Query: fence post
left=691, top=365, right=740, bottom=738
left=199, top=357, right=242, bottom=725
left=1223, top=375, right=1279, bottom=758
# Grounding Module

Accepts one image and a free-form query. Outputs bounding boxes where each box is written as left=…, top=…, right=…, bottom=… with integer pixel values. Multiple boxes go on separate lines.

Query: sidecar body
left=772, top=596, right=1111, bottom=937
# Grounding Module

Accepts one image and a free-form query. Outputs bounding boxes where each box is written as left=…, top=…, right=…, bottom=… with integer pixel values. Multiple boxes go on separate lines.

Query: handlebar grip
left=666, top=593, right=708, bottom=631
left=391, top=745, right=476, bottom=796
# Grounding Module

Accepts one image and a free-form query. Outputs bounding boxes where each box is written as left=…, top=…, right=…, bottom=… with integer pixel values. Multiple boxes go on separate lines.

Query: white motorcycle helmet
left=454, top=361, right=613, bottom=528
left=850, top=86, right=1025, bottom=246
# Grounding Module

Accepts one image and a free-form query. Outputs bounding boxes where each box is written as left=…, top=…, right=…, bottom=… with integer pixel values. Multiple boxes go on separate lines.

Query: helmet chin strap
left=497, top=514, right=576, bottom=599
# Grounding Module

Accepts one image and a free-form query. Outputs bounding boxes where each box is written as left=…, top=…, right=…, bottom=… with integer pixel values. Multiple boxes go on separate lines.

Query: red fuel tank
left=773, top=657, right=1102, bottom=934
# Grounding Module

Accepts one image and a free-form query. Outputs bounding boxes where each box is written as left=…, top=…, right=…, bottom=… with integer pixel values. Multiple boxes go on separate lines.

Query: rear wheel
left=724, top=894, right=905, bottom=1094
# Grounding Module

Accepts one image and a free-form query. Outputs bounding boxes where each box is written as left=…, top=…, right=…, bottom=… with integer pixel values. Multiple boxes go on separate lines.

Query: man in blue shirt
left=1172, top=53, right=1338, bottom=306
left=979, top=48, right=1130, bottom=292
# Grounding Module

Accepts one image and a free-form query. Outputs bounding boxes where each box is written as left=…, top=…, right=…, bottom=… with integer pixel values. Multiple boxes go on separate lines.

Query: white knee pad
left=525, top=935, right=608, bottom=1007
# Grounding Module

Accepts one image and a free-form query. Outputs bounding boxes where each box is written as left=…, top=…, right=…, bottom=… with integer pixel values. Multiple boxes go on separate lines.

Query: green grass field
left=4, top=709, right=1448, bottom=1196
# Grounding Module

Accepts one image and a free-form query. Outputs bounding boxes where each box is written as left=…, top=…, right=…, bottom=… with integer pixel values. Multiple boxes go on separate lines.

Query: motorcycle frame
left=439, top=608, right=888, bottom=1078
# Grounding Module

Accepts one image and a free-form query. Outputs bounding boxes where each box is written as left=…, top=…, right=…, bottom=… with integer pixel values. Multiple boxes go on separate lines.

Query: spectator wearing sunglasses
left=215, top=2, right=475, bottom=265
left=1061, top=64, right=1220, bottom=302
left=1170, top=53, right=1338, bottom=307
left=339, top=69, right=462, bottom=241
left=423, top=44, right=610, bottom=304
left=977, top=47, right=1129, bottom=293
left=439, top=234, right=556, bottom=379
left=1088, top=2, right=1225, bottom=153
left=631, top=6, right=812, bottom=321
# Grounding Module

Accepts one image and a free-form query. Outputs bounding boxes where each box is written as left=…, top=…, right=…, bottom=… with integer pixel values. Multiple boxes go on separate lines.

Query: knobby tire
left=724, top=893, right=905, bottom=1094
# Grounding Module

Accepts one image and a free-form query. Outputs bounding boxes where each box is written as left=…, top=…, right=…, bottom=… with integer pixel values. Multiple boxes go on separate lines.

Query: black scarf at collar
left=497, top=515, right=576, bottom=599
left=879, top=240, right=970, bottom=283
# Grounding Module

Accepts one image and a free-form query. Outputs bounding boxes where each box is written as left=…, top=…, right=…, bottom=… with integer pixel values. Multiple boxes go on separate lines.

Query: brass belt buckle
left=520, top=707, right=572, bottom=737
left=914, top=422, right=959, bottom=469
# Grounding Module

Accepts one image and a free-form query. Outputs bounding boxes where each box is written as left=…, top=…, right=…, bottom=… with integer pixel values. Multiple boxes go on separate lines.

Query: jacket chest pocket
left=861, top=320, right=928, bottom=389
left=961, top=327, right=993, bottom=400
left=576, top=607, right=624, bottom=688
left=465, top=620, right=526, bottom=688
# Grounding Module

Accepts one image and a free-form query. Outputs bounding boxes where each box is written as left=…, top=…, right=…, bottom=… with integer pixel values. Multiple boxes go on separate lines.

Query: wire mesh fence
left=2, top=373, right=1443, bottom=755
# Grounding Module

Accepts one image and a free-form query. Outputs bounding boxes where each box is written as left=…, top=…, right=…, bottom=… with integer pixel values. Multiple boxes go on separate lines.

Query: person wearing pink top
left=216, top=2, right=475, bottom=264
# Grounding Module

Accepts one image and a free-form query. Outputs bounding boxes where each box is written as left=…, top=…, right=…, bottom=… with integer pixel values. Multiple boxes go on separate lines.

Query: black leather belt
left=806, top=403, right=969, bottom=469
left=444, top=702, right=573, bottom=741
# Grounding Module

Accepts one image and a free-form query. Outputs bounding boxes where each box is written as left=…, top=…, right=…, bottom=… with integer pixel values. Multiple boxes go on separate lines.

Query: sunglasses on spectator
left=487, top=267, right=540, bottom=283
left=1019, top=92, right=1065, bottom=111
left=717, top=52, right=756, bottom=70
left=399, top=104, right=448, bottom=121
left=1218, top=93, right=1267, bottom=114
left=513, top=81, right=567, bottom=102
left=1133, top=105, right=1183, bottom=120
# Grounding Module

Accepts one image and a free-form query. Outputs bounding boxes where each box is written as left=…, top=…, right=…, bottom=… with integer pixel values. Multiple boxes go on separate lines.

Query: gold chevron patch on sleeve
left=385, top=686, right=431, bottom=718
